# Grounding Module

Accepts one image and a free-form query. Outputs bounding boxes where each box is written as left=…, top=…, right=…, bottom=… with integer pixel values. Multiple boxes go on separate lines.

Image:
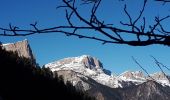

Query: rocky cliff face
left=81, top=55, right=103, bottom=69
left=2, top=39, right=35, bottom=64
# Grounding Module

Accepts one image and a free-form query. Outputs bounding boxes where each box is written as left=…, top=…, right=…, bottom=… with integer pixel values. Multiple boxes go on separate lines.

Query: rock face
left=56, top=70, right=91, bottom=91
left=55, top=70, right=121, bottom=100
left=2, top=39, right=35, bottom=64
left=81, top=55, right=103, bottom=69
left=120, top=80, right=170, bottom=100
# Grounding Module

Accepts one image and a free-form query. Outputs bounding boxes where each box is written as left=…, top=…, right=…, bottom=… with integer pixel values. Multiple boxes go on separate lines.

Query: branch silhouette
left=155, top=0, right=170, bottom=3
left=1, top=0, right=170, bottom=46
left=132, top=56, right=155, bottom=81
left=151, top=56, right=170, bottom=82
left=132, top=56, right=170, bottom=82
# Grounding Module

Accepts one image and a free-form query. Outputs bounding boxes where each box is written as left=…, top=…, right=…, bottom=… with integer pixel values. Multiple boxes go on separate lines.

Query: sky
left=0, top=0, right=170, bottom=75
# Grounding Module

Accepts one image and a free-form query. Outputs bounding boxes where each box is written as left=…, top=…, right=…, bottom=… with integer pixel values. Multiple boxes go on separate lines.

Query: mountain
left=45, top=55, right=110, bottom=74
left=1, top=39, right=36, bottom=65
left=118, top=71, right=146, bottom=85
left=55, top=70, right=121, bottom=100
left=120, top=80, right=170, bottom=100
left=45, top=55, right=122, bottom=88
left=45, top=55, right=170, bottom=100
left=45, top=55, right=123, bottom=99
left=118, top=71, right=145, bottom=80
left=45, top=55, right=170, bottom=87
left=149, top=72, right=170, bottom=86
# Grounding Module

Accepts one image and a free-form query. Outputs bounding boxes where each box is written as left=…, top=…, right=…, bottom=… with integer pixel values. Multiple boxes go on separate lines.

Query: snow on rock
left=45, top=55, right=170, bottom=88
left=149, top=72, right=170, bottom=86
left=118, top=71, right=146, bottom=85
left=45, top=55, right=120, bottom=88
left=45, top=55, right=105, bottom=75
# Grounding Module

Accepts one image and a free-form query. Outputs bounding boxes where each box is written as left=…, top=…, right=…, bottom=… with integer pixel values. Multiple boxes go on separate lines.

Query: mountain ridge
left=45, top=55, right=170, bottom=88
left=45, top=54, right=170, bottom=100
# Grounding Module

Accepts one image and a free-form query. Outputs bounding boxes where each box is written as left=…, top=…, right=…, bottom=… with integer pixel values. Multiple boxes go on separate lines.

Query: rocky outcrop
left=2, top=39, right=36, bottom=65
left=80, top=55, right=111, bottom=75
left=81, top=55, right=103, bottom=69
left=55, top=70, right=91, bottom=91
left=119, top=71, right=145, bottom=79
left=120, top=80, right=170, bottom=100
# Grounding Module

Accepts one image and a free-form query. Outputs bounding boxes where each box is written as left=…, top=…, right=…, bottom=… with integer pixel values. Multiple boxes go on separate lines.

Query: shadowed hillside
left=0, top=46, right=95, bottom=100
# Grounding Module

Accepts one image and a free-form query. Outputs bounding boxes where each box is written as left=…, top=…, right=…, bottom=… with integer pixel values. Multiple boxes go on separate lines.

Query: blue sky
left=0, top=0, right=170, bottom=74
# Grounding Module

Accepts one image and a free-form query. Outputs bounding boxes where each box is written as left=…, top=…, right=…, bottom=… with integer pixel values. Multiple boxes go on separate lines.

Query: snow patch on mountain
left=45, top=55, right=170, bottom=88
left=45, top=55, right=120, bottom=88
left=150, top=72, right=170, bottom=86
left=118, top=71, right=146, bottom=85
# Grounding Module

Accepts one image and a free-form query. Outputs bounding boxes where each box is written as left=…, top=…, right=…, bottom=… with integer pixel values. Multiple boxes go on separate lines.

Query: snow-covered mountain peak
left=119, top=70, right=144, bottom=79
left=45, top=55, right=170, bottom=88
left=149, top=72, right=170, bottom=86
left=45, top=55, right=118, bottom=87
left=118, top=70, right=146, bottom=85
left=45, top=55, right=107, bottom=75
left=47, top=55, right=102, bottom=66
left=150, top=72, right=167, bottom=79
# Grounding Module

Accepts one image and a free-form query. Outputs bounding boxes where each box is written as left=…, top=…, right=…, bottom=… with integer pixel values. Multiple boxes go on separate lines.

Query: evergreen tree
left=0, top=47, right=95, bottom=100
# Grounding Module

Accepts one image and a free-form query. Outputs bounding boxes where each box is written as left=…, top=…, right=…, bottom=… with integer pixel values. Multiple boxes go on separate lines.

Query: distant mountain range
left=2, top=40, right=170, bottom=100
left=45, top=55, right=170, bottom=88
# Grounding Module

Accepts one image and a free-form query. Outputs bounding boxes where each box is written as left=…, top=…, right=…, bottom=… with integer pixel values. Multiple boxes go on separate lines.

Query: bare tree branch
left=151, top=56, right=167, bottom=75
left=155, top=0, right=170, bottom=3
left=151, top=56, right=170, bottom=82
left=132, top=56, right=155, bottom=81
left=1, top=0, right=170, bottom=46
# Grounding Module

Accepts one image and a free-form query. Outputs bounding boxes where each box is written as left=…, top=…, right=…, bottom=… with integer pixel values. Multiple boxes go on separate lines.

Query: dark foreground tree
left=1, top=0, right=170, bottom=46
left=0, top=47, right=95, bottom=100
